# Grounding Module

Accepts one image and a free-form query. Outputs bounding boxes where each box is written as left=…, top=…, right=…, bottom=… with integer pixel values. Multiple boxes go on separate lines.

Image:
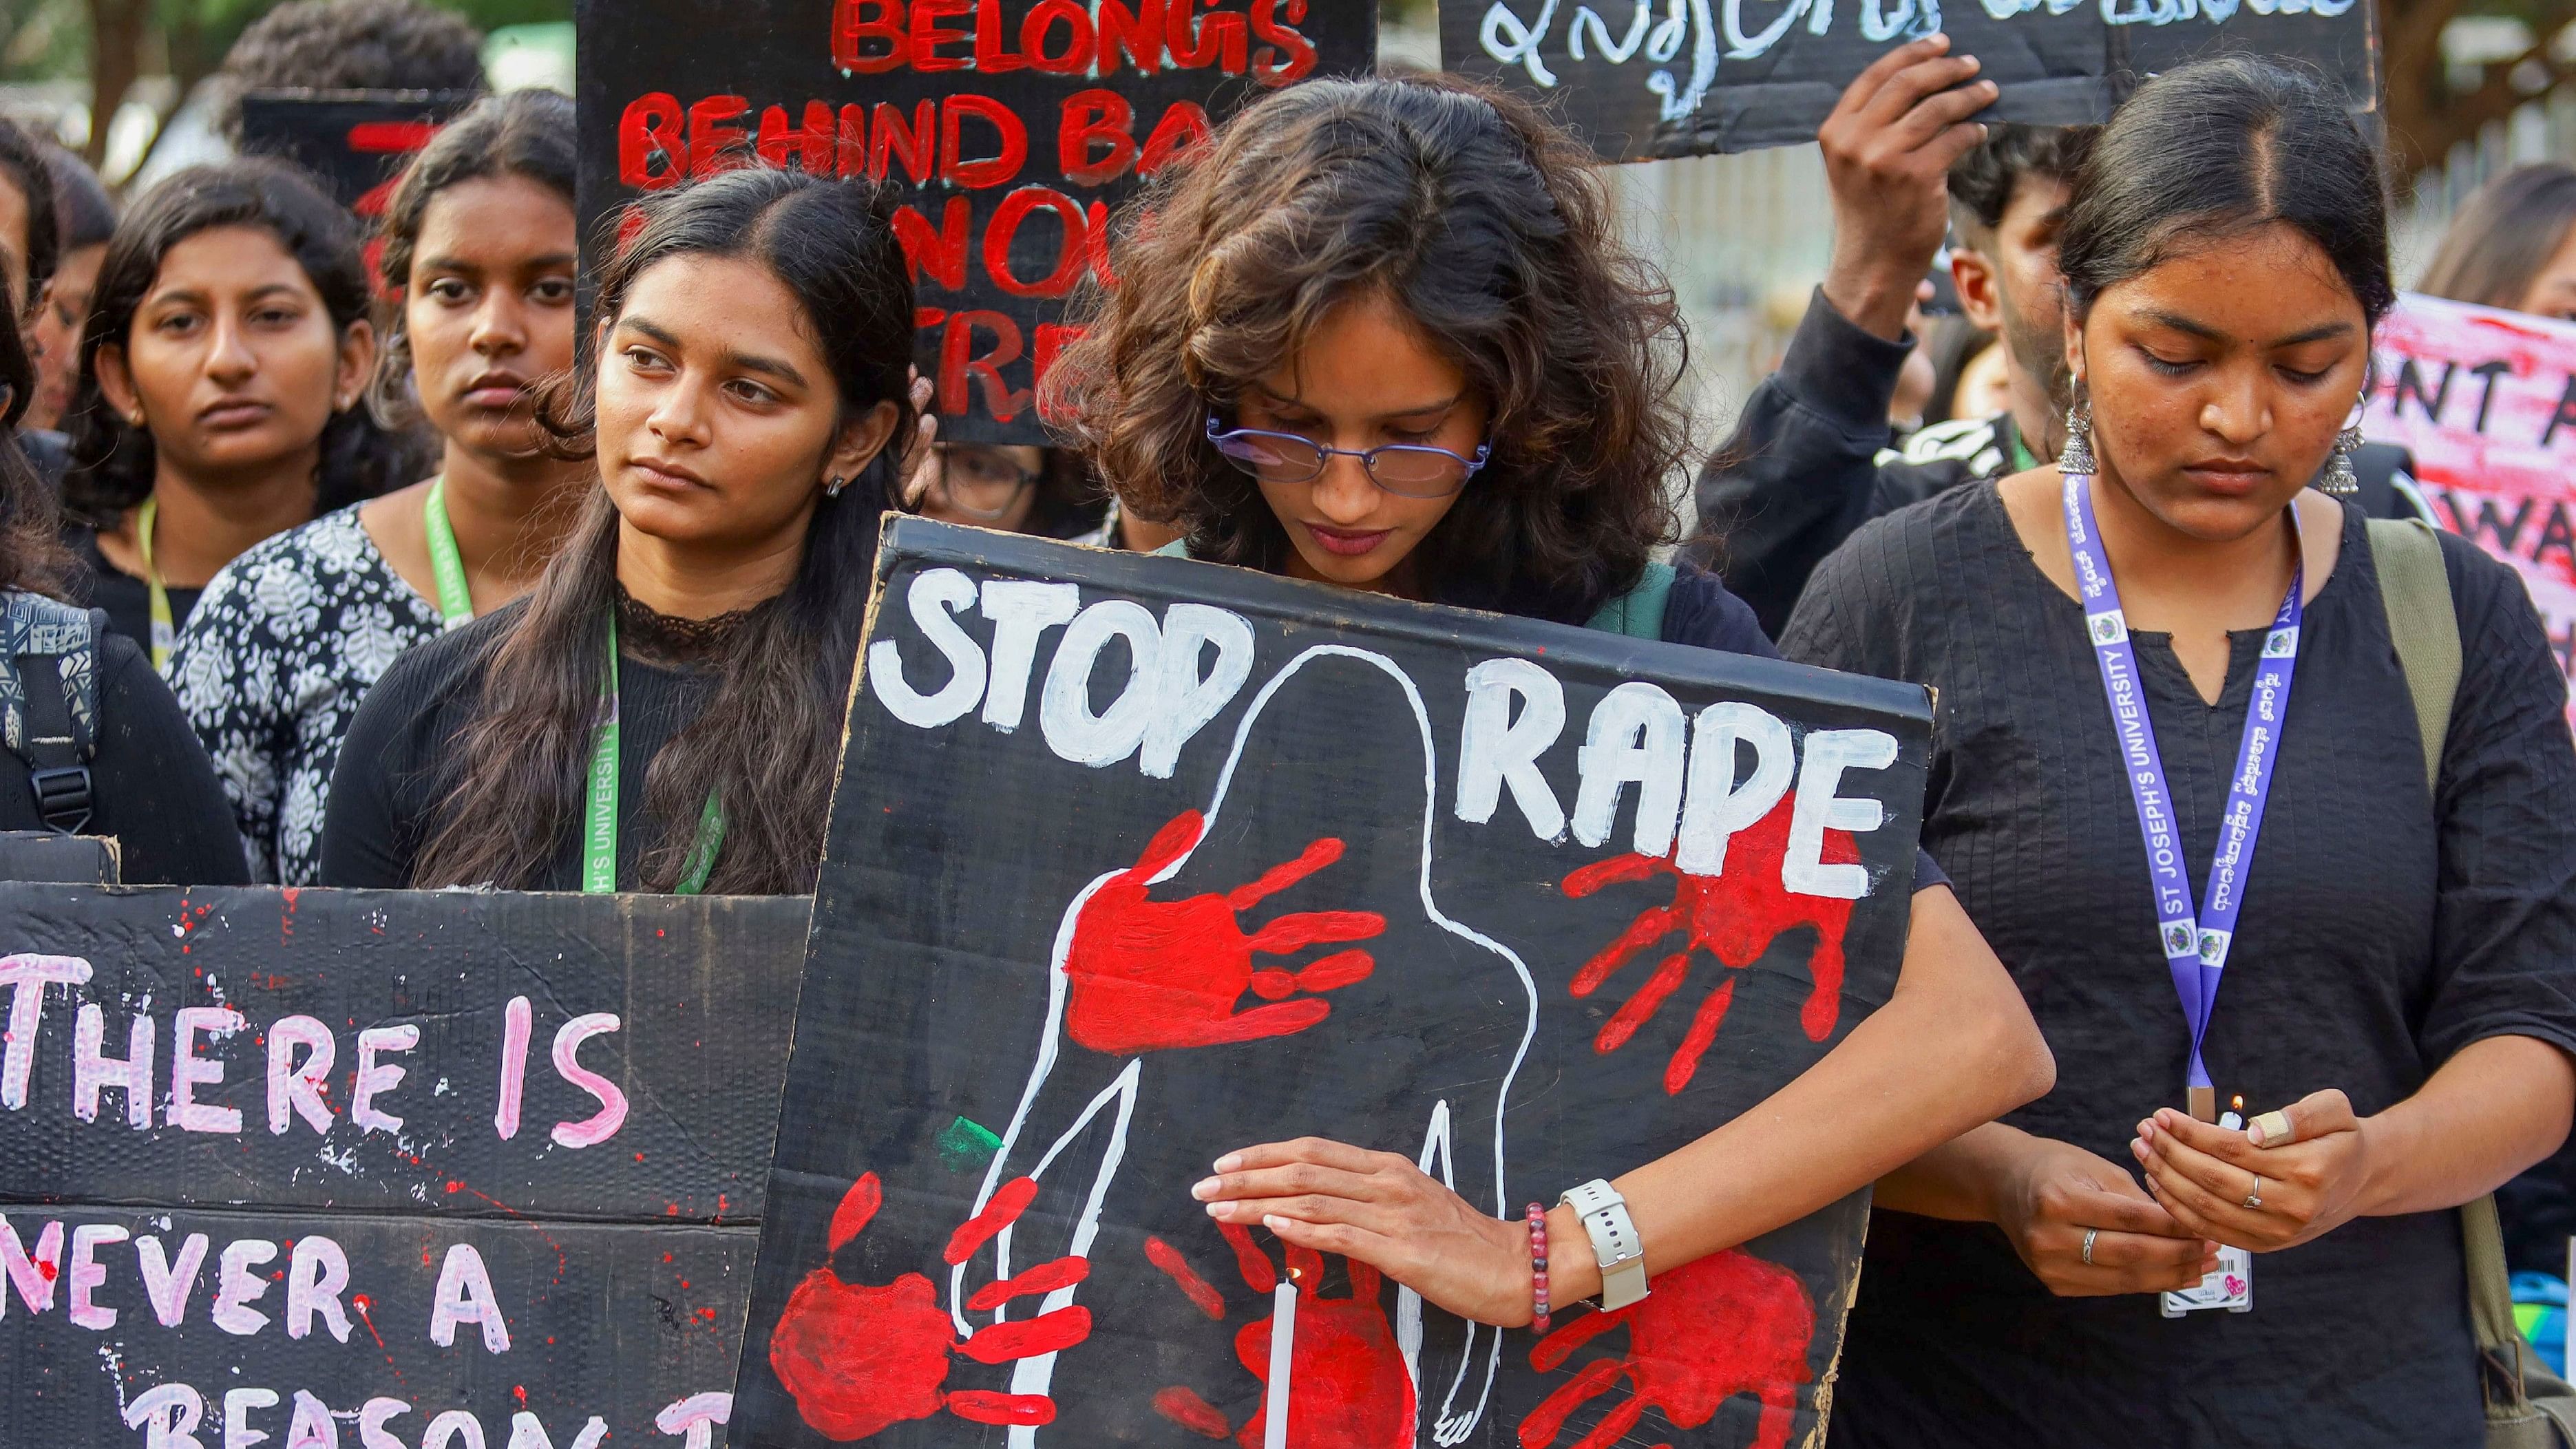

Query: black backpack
left=0, top=590, right=101, bottom=833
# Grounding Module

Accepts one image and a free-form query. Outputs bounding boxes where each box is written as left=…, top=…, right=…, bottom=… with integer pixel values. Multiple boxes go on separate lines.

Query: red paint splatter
left=1561, top=796, right=1858, bottom=1093
left=965, top=1256, right=1090, bottom=1312
left=34, top=1259, right=56, bottom=1282
left=1155, top=1387, right=1232, bottom=1439
left=1143, top=1236, right=1225, bottom=1320
left=769, top=1170, right=1092, bottom=1440
left=514, top=1386, right=528, bottom=1407
left=1064, top=811, right=1382, bottom=1055
left=1518, top=1248, right=1814, bottom=1449
left=943, top=1176, right=1037, bottom=1265
left=1151, top=1225, right=1415, bottom=1447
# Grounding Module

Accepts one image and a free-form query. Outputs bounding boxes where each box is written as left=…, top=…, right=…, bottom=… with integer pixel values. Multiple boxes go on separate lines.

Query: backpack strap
left=2365, top=517, right=2461, bottom=794
left=0, top=591, right=100, bottom=834
left=1584, top=562, right=1676, bottom=641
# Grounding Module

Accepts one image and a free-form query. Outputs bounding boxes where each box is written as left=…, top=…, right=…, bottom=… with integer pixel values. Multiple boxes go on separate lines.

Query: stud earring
left=2058, top=392, right=2098, bottom=476
left=127, top=409, right=145, bottom=427
left=823, top=476, right=847, bottom=499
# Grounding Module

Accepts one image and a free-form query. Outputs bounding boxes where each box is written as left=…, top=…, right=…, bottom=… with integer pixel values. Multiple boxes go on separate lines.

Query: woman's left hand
left=2131, top=1090, right=2375, bottom=1252
left=1194, top=1136, right=1536, bottom=1326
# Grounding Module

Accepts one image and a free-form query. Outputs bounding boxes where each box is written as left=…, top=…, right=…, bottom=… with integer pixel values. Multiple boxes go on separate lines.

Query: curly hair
left=61, top=157, right=421, bottom=527
left=368, top=88, right=577, bottom=425
left=215, top=0, right=487, bottom=145
left=1048, top=73, right=1688, bottom=624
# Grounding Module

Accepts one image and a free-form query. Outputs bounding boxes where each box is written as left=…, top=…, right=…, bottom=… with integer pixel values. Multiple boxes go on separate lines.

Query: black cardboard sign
left=573, top=0, right=1377, bottom=445
left=1438, top=0, right=2377, bottom=160
left=0, top=885, right=809, bottom=1448
left=0, top=832, right=118, bottom=885
left=730, top=518, right=1932, bottom=1447
left=237, top=90, right=478, bottom=218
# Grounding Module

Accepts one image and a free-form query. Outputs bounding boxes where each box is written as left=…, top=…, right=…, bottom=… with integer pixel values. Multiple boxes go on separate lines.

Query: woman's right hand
left=1994, top=1133, right=2219, bottom=1297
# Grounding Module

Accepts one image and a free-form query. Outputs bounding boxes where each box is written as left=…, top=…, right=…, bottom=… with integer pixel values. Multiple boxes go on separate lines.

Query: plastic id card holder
left=2162, top=1245, right=2252, bottom=1317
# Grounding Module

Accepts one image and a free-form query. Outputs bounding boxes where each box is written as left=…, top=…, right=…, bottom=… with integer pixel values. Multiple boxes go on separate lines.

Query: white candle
left=1264, top=1280, right=1296, bottom=1449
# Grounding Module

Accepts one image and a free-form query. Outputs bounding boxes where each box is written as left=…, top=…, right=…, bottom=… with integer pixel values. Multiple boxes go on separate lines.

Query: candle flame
left=2230, top=1094, right=2245, bottom=1112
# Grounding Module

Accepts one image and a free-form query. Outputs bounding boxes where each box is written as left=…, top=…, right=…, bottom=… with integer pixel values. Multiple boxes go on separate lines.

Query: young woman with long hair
left=2418, top=162, right=2576, bottom=321
left=0, top=300, right=245, bottom=885
left=1786, top=58, right=2576, bottom=1446
left=171, top=90, right=584, bottom=885
left=318, top=165, right=913, bottom=895
left=1050, top=69, right=2052, bottom=1388
left=61, top=158, right=413, bottom=662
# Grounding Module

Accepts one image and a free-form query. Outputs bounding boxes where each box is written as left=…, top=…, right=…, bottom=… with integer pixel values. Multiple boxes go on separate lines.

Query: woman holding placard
left=171, top=91, right=586, bottom=886
left=1784, top=57, right=2576, bottom=1446
left=318, top=165, right=914, bottom=896
left=1049, top=65, right=2057, bottom=1377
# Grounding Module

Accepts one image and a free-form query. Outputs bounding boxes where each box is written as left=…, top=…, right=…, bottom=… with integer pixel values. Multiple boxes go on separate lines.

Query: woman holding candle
left=1053, top=67, right=2055, bottom=1407
left=1784, top=56, right=2576, bottom=1446
left=171, top=91, right=584, bottom=885
left=318, top=165, right=913, bottom=896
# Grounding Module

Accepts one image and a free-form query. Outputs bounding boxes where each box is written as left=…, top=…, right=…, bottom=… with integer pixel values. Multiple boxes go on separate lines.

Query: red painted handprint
left=1518, top=1248, right=1814, bottom=1449
left=1144, top=1223, right=1417, bottom=1448
left=1560, top=797, right=1857, bottom=1094
left=769, top=1172, right=1092, bottom=1440
left=1065, top=810, right=1386, bottom=1056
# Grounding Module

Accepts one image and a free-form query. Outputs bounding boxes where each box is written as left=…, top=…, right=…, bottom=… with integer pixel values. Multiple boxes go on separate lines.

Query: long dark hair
left=1050, top=73, right=1687, bottom=624
left=2419, top=164, right=2576, bottom=311
left=1, top=310, right=70, bottom=596
left=0, top=118, right=61, bottom=319
left=409, top=167, right=916, bottom=895
left=61, top=157, right=419, bottom=527
left=368, top=88, right=579, bottom=425
left=2059, top=57, right=2393, bottom=329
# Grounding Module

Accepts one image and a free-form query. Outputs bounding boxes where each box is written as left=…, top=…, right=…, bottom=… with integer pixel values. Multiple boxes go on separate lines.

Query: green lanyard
left=581, top=612, right=726, bottom=894
left=132, top=496, right=173, bottom=672
left=421, top=477, right=474, bottom=625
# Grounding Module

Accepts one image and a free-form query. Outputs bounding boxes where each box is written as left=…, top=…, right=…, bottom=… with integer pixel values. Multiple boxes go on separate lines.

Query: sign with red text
left=2363, top=293, right=2576, bottom=727
left=239, top=90, right=476, bottom=284
left=575, top=0, right=1375, bottom=445
left=0, top=885, right=808, bottom=1448
left=728, top=520, right=1932, bottom=1447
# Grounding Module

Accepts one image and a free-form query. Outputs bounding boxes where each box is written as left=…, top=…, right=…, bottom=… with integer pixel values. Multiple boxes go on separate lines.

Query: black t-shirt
left=1785, top=483, right=2576, bottom=1448
left=65, top=525, right=202, bottom=657
left=0, top=616, right=249, bottom=887
left=318, top=600, right=721, bottom=891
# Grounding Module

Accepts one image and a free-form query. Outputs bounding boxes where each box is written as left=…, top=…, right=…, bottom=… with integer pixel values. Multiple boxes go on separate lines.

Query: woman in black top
left=0, top=295, right=245, bottom=885
left=319, top=167, right=912, bottom=895
left=61, top=158, right=414, bottom=662
left=1788, top=59, right=2576, bottom=1446
left=1051, top=70, right=2051, bottom=1371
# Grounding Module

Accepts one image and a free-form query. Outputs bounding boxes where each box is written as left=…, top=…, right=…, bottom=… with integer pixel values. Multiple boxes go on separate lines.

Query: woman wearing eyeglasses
left=1047, top=70, right=2052, bottom=1406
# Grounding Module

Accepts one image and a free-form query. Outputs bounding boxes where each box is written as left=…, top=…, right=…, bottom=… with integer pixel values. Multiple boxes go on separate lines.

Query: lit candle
left=1264, top=1280, right=1297, bottom=1449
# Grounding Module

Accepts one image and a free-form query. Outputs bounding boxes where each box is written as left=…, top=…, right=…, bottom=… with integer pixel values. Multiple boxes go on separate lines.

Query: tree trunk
left=81, top=0, right=150, bottom=172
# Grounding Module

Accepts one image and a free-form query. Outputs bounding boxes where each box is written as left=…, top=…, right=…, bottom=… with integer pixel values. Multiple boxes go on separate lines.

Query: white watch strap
left=1559, top=1178, right=1649, bottom=1311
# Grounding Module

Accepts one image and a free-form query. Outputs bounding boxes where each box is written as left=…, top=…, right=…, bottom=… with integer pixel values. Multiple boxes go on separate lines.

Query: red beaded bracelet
left=1526, top=1202, right=1551, bottom=1334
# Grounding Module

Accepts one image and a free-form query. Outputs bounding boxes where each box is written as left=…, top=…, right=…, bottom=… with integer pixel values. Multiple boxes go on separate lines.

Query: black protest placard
left=0, top=885, right=807, bottom=1448
left=575, top=0, right=1375, bottom=445
left=728, top=518, right=1931, bottom=1448
left=1440, top=0, right=2374, bottom=160
left=237, top=90, right=478, bottom=226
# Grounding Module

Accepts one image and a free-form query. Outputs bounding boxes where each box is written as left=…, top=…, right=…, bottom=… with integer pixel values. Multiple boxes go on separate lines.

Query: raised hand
left=768, top=1172, right=1092, bottom=1440
left=1817, top=34, right=1996, bottom=341
left=1066, top=810, right=1384, bottom=1055
left=1146, top=1223, right=1416, bottom=1448
left=1519, top=1249, right=1815, bottom=1449
left=1560, top=798, right=1856, bottom=1094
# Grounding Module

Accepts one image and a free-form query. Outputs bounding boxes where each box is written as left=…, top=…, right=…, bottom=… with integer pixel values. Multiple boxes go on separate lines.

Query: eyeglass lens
left=939, top=446, right=1035, bottom=514
left=1215, top=432, right=1469, bottom=496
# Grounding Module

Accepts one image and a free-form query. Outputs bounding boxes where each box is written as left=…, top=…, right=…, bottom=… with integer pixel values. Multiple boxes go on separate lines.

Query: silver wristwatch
left=1559, top=1178, right=1648, bottom=1311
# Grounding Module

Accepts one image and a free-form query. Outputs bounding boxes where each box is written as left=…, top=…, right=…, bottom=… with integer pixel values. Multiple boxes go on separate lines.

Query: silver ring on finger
left=2082, top=1227, right=2098, bottom=1266
left=2244, top=1174, right=2264, bottom=1212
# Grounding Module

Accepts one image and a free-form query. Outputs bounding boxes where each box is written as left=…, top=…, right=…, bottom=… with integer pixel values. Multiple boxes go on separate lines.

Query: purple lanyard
left=2060, top=474, right=2303, bottom=1098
